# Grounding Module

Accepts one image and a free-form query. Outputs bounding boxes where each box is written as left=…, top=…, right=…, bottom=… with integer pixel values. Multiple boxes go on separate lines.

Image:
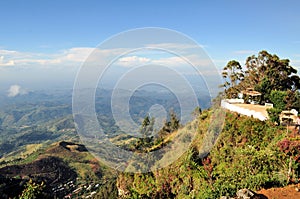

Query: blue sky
left=1, top=0, right=300, bottom=91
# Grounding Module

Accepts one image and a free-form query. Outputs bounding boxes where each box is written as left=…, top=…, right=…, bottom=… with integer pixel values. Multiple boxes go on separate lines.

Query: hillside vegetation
left=0, top=141, right=118, bottom=198
left=2, top=110, right=299, bottom=198
left=117, top=110, right=300, bottom=198
left=116, top=50, right=300, bottom=198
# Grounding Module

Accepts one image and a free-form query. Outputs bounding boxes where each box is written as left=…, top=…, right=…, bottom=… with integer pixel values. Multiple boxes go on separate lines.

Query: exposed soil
left=257, top=184, right=300, bottom=199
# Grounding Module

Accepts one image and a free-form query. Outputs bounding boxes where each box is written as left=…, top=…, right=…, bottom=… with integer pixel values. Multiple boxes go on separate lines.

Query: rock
left=220, top=196, right=234, bottom=199
left=220, top=196, right=229, bottom=199
left=221, top=188, right=267, bottom=199
left=236, top=188, right=256, bottom=199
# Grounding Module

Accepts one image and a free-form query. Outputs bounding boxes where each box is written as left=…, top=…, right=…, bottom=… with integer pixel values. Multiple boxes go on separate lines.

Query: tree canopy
left=221, top=50, right=300, bottom=110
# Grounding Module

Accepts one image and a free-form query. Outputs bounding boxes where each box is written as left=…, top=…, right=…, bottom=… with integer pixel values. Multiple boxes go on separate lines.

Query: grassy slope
left=117, top=110, right=298, bottom=198
left=1, top=109, right=299, bottom=198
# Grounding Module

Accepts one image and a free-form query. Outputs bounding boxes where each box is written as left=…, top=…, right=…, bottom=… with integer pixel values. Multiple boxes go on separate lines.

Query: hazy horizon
left=1, top=1, right=300, bottom=94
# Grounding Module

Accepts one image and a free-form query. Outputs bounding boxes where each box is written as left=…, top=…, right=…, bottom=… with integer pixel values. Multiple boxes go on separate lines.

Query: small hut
left=279, top=109, right=298, bottom=125
left=240, top=88, right=262, bottom=104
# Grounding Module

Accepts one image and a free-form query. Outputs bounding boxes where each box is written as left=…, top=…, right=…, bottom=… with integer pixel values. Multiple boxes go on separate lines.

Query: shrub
left=267, top=108, right=282, bottom=124
left=270, top=90, right=287, bottom=110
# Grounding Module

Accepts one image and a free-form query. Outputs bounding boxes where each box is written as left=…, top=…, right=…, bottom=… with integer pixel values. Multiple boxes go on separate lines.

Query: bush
left=267, top=108, right=282, bottom=124
left=19, top=179, right=45, bottom=199
left=270, top=90, right=287, bottom=110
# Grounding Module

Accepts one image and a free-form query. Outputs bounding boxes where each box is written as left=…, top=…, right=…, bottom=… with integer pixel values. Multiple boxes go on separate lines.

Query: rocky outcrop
left=221, top=188, right=268, bottom=199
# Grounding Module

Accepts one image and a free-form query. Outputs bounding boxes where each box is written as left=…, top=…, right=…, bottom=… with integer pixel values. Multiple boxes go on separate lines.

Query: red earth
left=257, top=184, right=300, bottom=199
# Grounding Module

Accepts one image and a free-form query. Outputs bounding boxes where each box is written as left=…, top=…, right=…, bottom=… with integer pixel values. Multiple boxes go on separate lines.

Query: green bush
left=270, top=90, right=287, bottom=110
left=267, top=108, right=282, bottom=124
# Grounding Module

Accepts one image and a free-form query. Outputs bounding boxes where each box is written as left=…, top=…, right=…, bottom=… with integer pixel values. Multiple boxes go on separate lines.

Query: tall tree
left=244, top=50, right=299, bottom=100
left=246, top=51, right=300, bottom=92
left=158, top=110, right=180, bottom=137
left=221, top=60, right=244, bottom=97
left=140, top=115, right=154, bottom=138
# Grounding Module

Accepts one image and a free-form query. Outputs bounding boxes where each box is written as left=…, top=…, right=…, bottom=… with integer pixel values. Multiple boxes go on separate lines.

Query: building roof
left=242, top=88, right=262, bottom=96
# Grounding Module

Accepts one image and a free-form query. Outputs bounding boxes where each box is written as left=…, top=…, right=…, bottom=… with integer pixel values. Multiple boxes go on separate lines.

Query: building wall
left=221, top=100, right=267, bottom=121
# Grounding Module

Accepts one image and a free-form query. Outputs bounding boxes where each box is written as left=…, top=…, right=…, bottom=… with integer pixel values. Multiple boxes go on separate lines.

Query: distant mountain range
left=0, top=88, right=211, bottom=158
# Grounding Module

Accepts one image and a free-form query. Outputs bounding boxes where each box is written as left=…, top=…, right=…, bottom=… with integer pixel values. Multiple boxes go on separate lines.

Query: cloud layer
left=0, top=47, right=95, bottom=68
left=1, top=45, right=299, bottom=76
left=7, top=85, right=27, bottom=97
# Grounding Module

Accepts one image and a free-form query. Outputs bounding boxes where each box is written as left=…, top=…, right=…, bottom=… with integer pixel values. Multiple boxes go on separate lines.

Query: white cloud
left=7, top=85, right=27, bottom=97
left=0, top=47, right=98, bottom=69
left=58, top=47, right=95, bottom=62
left=115, top=53, right=216, bottom=70
left=0, top=49, right=18, bottom=55
left=152, top=56, right=186, bottom=66
left=0, top=56, right=15, bottom=66
left=0, top=45, right=215, bottom=72
left=145, top=43, right=206, bottom=50
left=0, top=43, right=208, bottom=69
left=115, top=55, right=189, bottom=68
left=0, top=47, right=136, bottom=70
left=117, top=56, right=151, bottom=67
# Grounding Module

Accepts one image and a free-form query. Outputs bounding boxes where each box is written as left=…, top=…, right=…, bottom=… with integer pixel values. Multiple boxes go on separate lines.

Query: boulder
left=221, top=188, right=267, bottom=199
left=236, top=188, right=256, bottom=199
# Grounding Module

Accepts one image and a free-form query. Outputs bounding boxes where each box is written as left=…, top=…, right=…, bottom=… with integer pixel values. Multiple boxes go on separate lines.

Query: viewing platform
left=221, top=99, right=269, bottom=121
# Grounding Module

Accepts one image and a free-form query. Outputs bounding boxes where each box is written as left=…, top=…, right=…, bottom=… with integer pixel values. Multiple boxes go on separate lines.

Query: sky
left=0, top=0, right=300, bottom=92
